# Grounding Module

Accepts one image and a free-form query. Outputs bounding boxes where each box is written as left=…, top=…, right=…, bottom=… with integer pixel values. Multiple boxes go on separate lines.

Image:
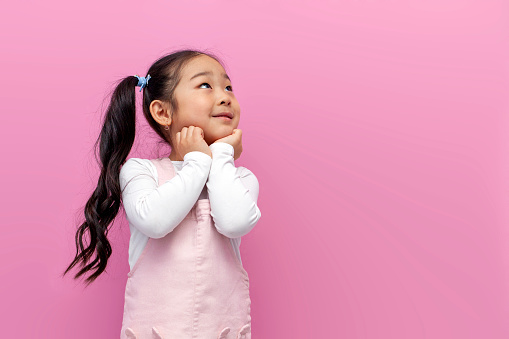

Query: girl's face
left=169, top=54, right=240, bottom=146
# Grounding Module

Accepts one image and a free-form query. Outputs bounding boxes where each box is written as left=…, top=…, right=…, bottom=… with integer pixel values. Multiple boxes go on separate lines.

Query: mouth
left=212, top=112, right=233, bottom=119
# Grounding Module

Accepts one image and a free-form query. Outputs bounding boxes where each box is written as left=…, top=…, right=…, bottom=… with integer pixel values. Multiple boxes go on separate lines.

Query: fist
left=174, top=126, right=212, bottom=159
left=213, top=129, right=243, bottom=160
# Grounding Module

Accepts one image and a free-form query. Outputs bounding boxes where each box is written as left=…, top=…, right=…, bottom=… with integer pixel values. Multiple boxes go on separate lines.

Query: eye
left=199, top=83, right=233, bottom=92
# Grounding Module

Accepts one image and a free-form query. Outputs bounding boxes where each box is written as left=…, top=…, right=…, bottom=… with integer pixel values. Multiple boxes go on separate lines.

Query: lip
left=214, top=116, right=233, bottom=122
left=212, top=111, right=233, bottom=119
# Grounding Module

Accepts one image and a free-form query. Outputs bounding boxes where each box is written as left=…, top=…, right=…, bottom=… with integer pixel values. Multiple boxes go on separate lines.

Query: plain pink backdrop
left=1, top=0, right=508, bottom=338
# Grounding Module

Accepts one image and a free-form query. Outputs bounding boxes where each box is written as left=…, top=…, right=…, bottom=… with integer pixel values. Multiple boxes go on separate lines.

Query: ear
left=149, top=100, right=172, bottom=127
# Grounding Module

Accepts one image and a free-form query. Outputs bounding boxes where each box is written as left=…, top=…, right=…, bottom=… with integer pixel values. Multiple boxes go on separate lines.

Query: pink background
left=1, top=0, right=508, bottom=338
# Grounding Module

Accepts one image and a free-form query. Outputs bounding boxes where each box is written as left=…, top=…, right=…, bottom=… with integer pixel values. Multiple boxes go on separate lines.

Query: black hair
left=63, top=48, right=225, bottom=285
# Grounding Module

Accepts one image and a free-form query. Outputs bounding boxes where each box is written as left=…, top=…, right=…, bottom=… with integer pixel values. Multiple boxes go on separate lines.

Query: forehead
left=182, top=55, right=228, bottom=80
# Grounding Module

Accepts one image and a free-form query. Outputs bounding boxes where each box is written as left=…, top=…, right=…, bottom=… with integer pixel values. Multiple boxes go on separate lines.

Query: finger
left=187, top=126, right=194, bottom=140
left=176, top=131, right=181, bottom=144
left=194, top=126, right=203, bottom=140
left=195, top=126, right=204, bottom=138
left=181, top=127, right=188, bottom=140
left=190, top=126, right=201, bottom=139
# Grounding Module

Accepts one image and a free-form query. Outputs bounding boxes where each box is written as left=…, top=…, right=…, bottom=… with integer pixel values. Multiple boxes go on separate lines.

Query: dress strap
left=149, top=157, right=175, bottom=186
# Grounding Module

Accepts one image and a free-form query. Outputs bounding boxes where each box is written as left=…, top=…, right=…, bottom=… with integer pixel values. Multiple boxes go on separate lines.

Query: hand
left=174, top=126, right=212, bottom=159
left=213, top=129, right=243, bottom=160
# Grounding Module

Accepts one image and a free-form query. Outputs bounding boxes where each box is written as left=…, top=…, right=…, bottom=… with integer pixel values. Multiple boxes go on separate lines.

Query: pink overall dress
left=120, top=157, right=252, bottom=339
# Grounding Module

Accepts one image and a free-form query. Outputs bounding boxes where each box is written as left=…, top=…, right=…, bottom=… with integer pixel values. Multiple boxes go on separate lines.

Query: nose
left=219, top=92, right=231, bottom=106
left=220, top=97, right=231, bottom=106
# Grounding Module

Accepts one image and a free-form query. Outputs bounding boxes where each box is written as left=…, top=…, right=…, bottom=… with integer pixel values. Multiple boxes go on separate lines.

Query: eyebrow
left=190, top=71, right=231, bottom=82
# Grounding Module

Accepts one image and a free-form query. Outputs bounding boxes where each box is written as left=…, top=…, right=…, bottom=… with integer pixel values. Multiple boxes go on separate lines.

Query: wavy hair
left=63, top=48, right=224, bottom=285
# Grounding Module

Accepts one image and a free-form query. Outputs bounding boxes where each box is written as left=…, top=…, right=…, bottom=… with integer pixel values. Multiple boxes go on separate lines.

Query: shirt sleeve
left=206, top=142, right=262, bottom=238
left=119, top=152, right=212, bottom=238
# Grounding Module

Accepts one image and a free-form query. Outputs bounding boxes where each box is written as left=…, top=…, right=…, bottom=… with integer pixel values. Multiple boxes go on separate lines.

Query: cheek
left=182, top=112, right=206, bottom=125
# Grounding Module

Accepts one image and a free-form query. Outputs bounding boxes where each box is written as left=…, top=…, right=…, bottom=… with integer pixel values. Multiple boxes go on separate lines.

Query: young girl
left=64, top=49, right=262, bottom=339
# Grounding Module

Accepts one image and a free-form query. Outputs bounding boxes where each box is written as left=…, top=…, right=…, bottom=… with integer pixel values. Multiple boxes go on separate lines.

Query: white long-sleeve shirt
left=119, top=142, right=261, bottom=271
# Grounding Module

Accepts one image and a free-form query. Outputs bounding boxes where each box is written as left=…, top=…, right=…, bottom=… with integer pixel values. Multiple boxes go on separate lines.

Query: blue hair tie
left=134, top=74, right=151, bottom=92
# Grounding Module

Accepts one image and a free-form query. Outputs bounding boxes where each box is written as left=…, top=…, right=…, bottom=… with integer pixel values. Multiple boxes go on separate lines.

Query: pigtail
left=63, top=48, right=226, bottom=286
left=63, top=76, right=139, bottom=285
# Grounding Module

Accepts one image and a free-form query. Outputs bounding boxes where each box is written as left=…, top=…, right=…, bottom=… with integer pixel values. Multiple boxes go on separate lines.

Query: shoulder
left=119, top=158, right=158, bottom=184
left=236, top=166, right=260, bottom=201
left=120, top=157, right=155, bottom=173
left=236, top=166, right=259, bottom=189
left=237, top=166, right=257, bottom=179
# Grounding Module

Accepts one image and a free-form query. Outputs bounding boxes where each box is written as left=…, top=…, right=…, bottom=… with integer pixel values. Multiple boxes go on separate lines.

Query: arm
left=119, top=152, right=212, bottom=238
left=206, top=142, right=262, bottom=238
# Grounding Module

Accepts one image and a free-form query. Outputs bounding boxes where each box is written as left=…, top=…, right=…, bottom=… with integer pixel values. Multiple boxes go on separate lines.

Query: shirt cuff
left=183, top=150, right=213, bottom=162
left=209, top=142, right=234, bottom=157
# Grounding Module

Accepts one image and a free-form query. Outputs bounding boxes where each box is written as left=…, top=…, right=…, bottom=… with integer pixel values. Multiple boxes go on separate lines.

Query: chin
left=205, top=135, right=224, bottom=145
left=205, top=128, right=235, bottom=143
left=219, top=129, right=235, bottom=137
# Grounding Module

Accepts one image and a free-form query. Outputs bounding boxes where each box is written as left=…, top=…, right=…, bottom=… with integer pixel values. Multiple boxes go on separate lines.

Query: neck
left=168, top=150, right=183, bottom=161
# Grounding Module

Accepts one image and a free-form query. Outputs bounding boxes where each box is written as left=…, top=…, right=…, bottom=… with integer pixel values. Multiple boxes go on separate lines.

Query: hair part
left=63, top=48, right=225, bottom=285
